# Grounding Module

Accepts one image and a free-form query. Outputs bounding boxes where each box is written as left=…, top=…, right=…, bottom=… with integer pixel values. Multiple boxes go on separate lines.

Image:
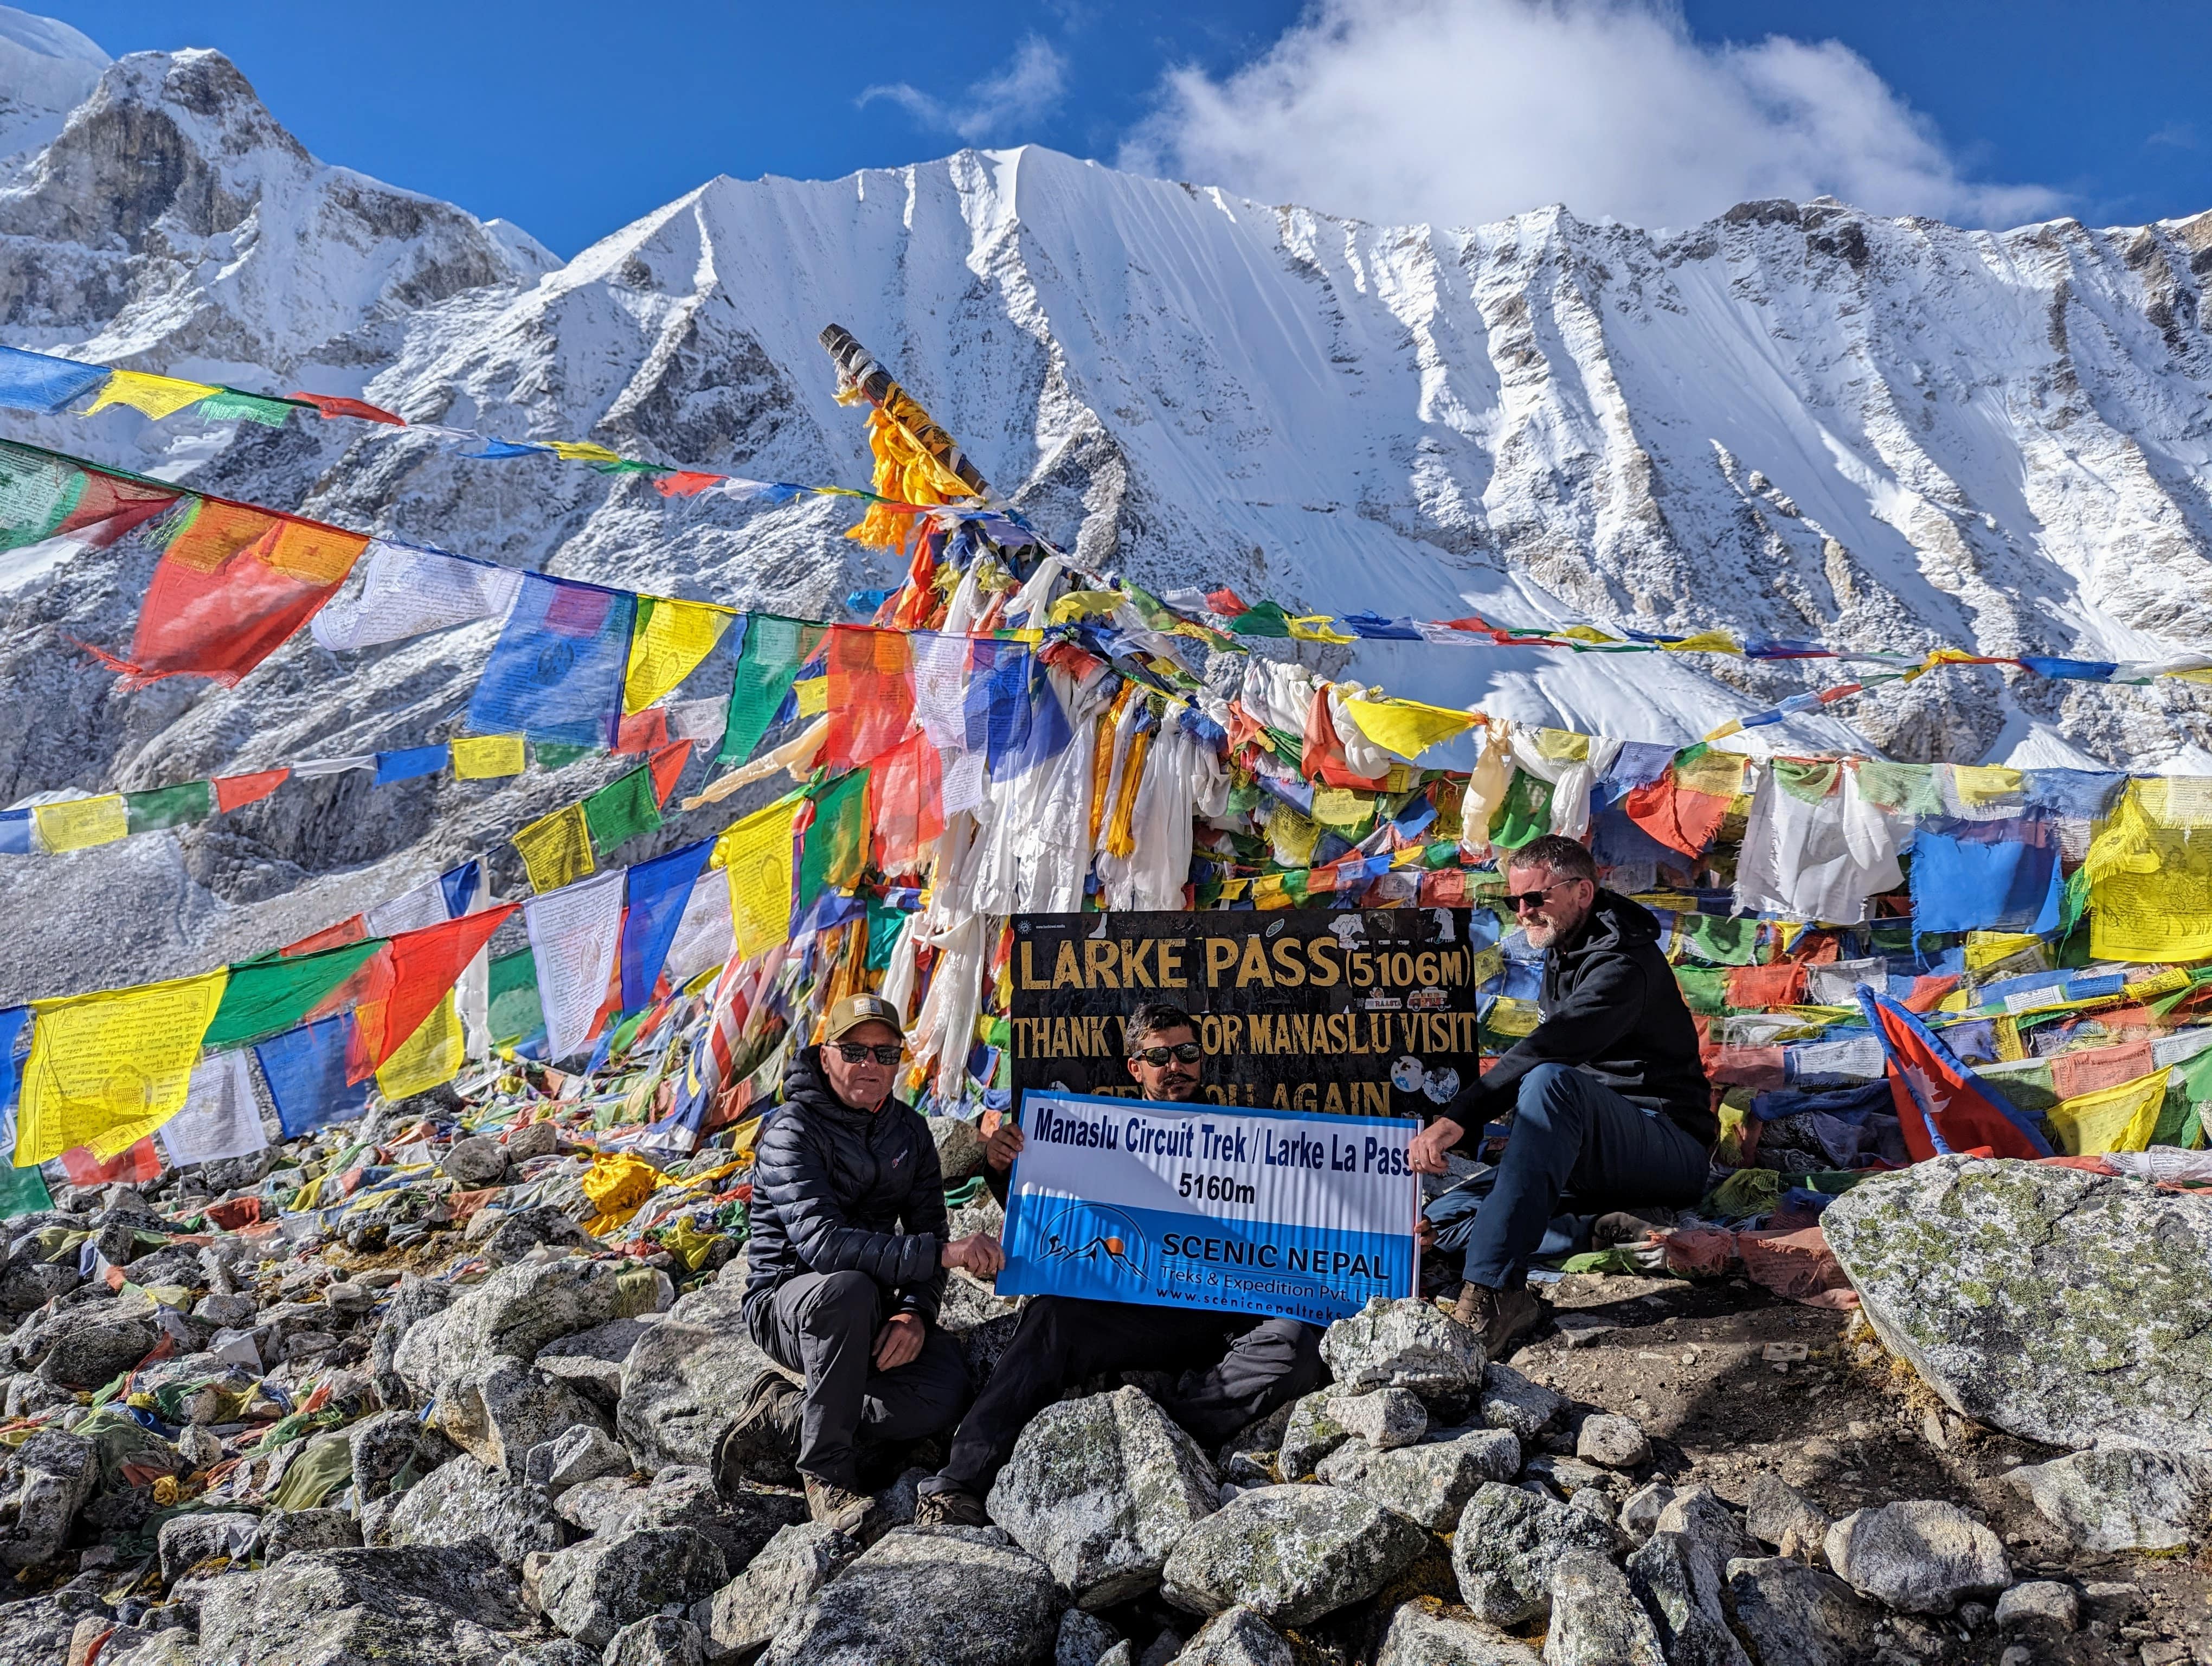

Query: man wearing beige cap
left=724, top=993, right=1001, bottom=1532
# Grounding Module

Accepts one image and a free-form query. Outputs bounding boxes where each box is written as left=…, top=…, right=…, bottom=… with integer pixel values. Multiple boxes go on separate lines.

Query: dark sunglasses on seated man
left=1130, top=1041, right=1204, bottom=1065
left=833, top=1041, right=904, bottom=1066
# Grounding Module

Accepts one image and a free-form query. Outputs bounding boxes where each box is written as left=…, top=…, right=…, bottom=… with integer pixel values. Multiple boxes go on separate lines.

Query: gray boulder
left=1478, top=1363, right=1565, bottom=1441
left=762, top=1525, right=1064, bottom=1666
left=1625, top=1532, right=1750, bottom=1666
left=388, top=1453, right=568, bottom=1564
left=2004, top=1445, right=2212, bottom=1552
left=1542, top=1551, right=1664, bottom=1666
left=1168, top=1606, right=1291, bottom=1666
left=700, top=1521, right=858, bottom=1660
left=1322, top=1298, right=1486, bottom=1398
left=528, top=1425, right=635, bottom=1495
left=506, top=1121, right=563, bottom=1163
left=159, top=1510, right=262, bottom=1582
left=30, top=1304, right=160, bottom=1387
left=1276, top=1392, right=1352, bottom=1479
left=618, top=1318, right=785, bottom=1475
left=1619, top=1484, right=1675, bottom=1545
left=1055, top=1609, right=1123, bottom=1666
left=539, top=1315, right=662, bottom=1409
left=1654, top=1487, right=1758, bottom=1568
left=0, top=1592, right=110, bottom=1666
left=436, top=1354, right=613, bottom=1472
left=1315, top=1427, right=1521, bottom=1529
left=0, top=1429, right=97, bottom=1569
left=561, top=1465, right=806, bottom=1570
left=259, top=1507, right=363, bottom=1563
left=351, top=1408, right=460, bottom=1501
left=196, top=1542, right=530, bottom=1666
left=604, top=1615, right=707, bottom=1666
left=1724, top=1556, right=1877, bottom=1666
left=930, top=1115, right=988, bottom=1183
left=1744, top=1473, right=1830, bottom=1560
left=1824, top=1157, right=2212, bottom=1452
left=1822, top=1501, right=2008, bottom=1615
left=443, top=1135, right=512, bottom=1188
left=1374, top=1600, right=1541, bottom=1664
left=1326, top=1387, right=1427, bottom=1450
left=395, top=1259, right=626, bottom=1392
left=1449, top=1483, right=1619, bottom=1627
left=543, top=1526, right=729, bottom=1653
left=483, top=1207, right=597, bottom=1266
left=1994, top=1579, right=2079, bottom=1629
left=1575, top=1414, right=1650, bottom=1470
left=987, top=1386, right=1220, bottom=1609
left=1160, top=1483, right=1429, bottom=1627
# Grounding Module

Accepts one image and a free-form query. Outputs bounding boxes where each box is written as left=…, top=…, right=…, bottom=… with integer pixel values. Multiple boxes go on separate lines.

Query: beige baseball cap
left=824, top=993, right=903, bottom=1042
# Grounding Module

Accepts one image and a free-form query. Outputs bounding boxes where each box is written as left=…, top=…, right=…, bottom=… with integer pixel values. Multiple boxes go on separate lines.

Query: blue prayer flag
left=0, top=812, right=30, bottom=856
left=440, top=858, right=481, bottom=918
left=0, top=1006, right=29, bottom=1116
left=255, top=1015, right=372, bottom=1138
left=1908, top=815, right=2063, bottom=935
left=619, top=839, right=712, bottom=1013
left=372, top=744, right=450, bottom=786
left=466, top=574, right=634, bottom=747
left=0, top=346, right=108, bottom=414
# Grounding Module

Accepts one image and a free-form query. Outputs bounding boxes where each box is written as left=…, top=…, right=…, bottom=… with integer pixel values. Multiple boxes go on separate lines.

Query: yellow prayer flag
left=1341, top=697, right=1478, bottom=760
left=1951, top=764, right=2025, bottom=807
left=376, top=992, right=464, bottom=1101
left=1251, top=874, right=1292, bottom=911
left=1964, top=931, right=2046, bottom=973
left=84, top=369, right=222, bottom=420
left=15, top=969, right=229, bottom=1165
left=452, top=733, right=526, bottom=779
left=2087, top=779, right=2212, bottom=964
left=623, top=597, right=732, bottom=715
left=1047, top=589, right=1127, bottom=624
left=1675, top=749, right=1748, bottom=798
left=1534, top=727, right=1591, bottom=762
left=1487, top=998, right=1541, bottom=1038
left=717, top=796, right=801, bottom=960
left=1310, top=789, right=1370, bottom=830
left=34, top=795, right=129, bottom=853
left=794, top=675, right=830, bottom=719
left=544, top=440, right=626, bottom=465
left=2046, top=1067, right=2170, bottom=1156
left=512, top=803, right=595, bottom=894
left=1286, top=615, right=1358, bottom=644
left=1659, top=631, right=1744, bottom=655
left=1558, top=625, right=1619, bottom=644
left=1703, top=719, right=1746, bottom=742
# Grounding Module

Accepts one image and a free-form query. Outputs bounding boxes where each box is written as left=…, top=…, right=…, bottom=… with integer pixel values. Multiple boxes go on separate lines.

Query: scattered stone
left=700, top=1521, right=859, bottom=1660
left=482, top=1206, right=597, bottom=1266
left=528, top=1425, right=635, bottom=1495
left=603, top=1614, right=707, bottom=1666
left=196, top=1543, right=529, bottom=1666
left=1725, top=1557, right=1877, bottom=1666
left=1544, top=1550, right=1666, bottom=1665
left=388, top=1452, right=567, bottom=1565
left=569, top=1465, right=807, bottom=1570
left=1744, top=1473, right=1830, bottom=1561
left=1823, top=1500, right=2009, bottom=1615
left=350, top=1409, right=458, bottom=1502
left=158, top=1509, right=261, bottom=1582
left=1168, top=1605, right=1291, bottom=1666
left=0, top=1430, right=98, bottom=1570
left=930, top=1115, right=988, bottom=1183
left=1373, top=1600, right=1541, bottom=1665
left=2004, top=1446, right=2212, bottom=1552
left=1276, top=1392, right=1352, bottom=1479
left=1994, top=1580, right=2079, bottom=1630
left=442, top=1135, right=511, bottom=1188
left=617, top=1317, right=783, bottom=1475
left=1315, top=1427, right=1521, bottom=1529
left=1056, top=1609, right=1123, bottom=1666
left=1654, top=1487, right=1758, bottom=1568
left=437, top=1354, right=613, bottom=1472
left=1478, top=1363, right=1566, bottom=1441
left=541, top=1527, right=730, bottom=1652
left=1625, top=1532, right=1750, bottom=1666
left=1449, top=1482, right=1619, bottom=1627
left=1575, top=1413, right=1650, bottom=1470
left=1321, top=1298, right=1486, bottom=1398
left=1619, top=1482, right=1675, bottom=1544
left=1326, top=1387, right=1427, bottom=1450
left=260, top=1507, right=363, bottom=1563
left=1824, top=1157, right=2212, bottom=1453
left=505, top=1121, right=563, bottom=1163
left=761, top=1526, right=1063, bottom=1666
left=987, top=1386, right=1220, bottom=1609
left=1161, top=1483, right=1429, bottom=1628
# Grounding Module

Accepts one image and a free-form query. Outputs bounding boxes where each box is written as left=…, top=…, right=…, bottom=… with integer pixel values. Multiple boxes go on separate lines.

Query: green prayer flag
left=1229, top=600, right=1293, bottom=638
left=720, top=615, right=825, bottom=766
left=864, top=896, right=906, bottom=973
left=194, top=389, right=298, bottom=427
left=0, top=1160, right=51, bottom=1220
left=1673, top=965, right=1731, bottom=1015
left=532, top=741, right=594, bottom=771
left=0, top=446, right=87, bottom=553
left=1487, top=770, right=1553, bottom=851
left=797, top=771, right=869, bottom=915
left=124, top=779, right=213, bottom=835
left=583, top=765, right=662, bottom=856
left=1675, top=913, right=1761, bottom=966
left=488, top=949, right=544, bottom=1048
left=203, top=939, right=383, bottom=1050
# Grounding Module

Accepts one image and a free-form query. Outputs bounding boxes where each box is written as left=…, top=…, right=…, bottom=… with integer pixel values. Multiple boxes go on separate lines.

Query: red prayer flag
left=867, top=727, right=944, bottom=875
left=1300, top=686, right=1387, bottom=791
left=214, top=768, right=290, bottom=811
left=1624, top=775, right=1732, bottom=858
left=613, top=706, right=669, bottom=755
left=113, top=516, right=369, bottom=687
left=352, top=905, right=517, bottom=1071
left=654, top=471, right=725, bottom=498
left=1204, top=587, right=1251, bottom=618
left=1862, top=990, right=2051, bottom=1162
left=647, top=739, right=695, bottom=807
left=288, top=392, right=404, bottom=426
left=60, top=1138, right=162, bottom=1186
left=58, top=470, right=181, bottom=547
left=284, top=915, right=368, bottom=956
left=1725, top=962, right=1808, bottom=1009
left=822, top=626, right=916, bottom=772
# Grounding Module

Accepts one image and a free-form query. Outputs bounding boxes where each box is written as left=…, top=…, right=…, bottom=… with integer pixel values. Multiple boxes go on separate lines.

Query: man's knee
left=798, top=1270, right=880, bottom=1333
left=1513, top=1063, right=1590, bottom=1137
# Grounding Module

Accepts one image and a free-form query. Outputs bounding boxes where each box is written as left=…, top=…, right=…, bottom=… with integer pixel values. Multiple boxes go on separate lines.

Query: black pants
left=748, top=1270, right=971, bottom=1491
left=922, top=1296, right=1323, bottom=1498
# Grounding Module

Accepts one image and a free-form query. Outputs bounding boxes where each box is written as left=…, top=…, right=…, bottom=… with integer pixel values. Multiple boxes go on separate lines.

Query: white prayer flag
left=525, top=870, right=625, bottom=1062
left=311, top=542, right=524, bottom=652
left=157, top=1051, right=269, bottom=1168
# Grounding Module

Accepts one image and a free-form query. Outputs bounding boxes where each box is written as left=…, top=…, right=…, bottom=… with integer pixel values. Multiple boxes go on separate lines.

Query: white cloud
left=1122, top=0, right=2059, bottom=232
left=861, top=36, right=1069, bottom=144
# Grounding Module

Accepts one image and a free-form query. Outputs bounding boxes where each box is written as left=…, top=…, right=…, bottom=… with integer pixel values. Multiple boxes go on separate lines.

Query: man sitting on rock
left=912, top=1001, right=1324, bottom=1526
left=721, top=993, right=1003, bottom=1532
left=1409, top=834, right=1713, bottom=1355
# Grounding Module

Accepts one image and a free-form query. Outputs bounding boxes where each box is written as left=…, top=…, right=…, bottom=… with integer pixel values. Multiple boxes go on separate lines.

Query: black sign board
left=1009, top=909, right=1486, bottom=1120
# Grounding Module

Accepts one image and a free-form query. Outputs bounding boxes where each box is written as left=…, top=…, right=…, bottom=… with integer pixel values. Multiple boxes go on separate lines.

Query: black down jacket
left=743, top=1045, right=949, bottom=1325
left=1443, top=889, right=1715, bottom=1148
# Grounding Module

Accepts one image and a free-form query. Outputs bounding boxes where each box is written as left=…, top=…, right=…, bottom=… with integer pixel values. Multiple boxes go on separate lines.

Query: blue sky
left=44, top=1, right=2212, bottom=257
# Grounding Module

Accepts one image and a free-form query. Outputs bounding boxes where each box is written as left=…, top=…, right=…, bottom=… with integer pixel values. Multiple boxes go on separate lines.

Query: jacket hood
left=783, top=1043, right=902, bottom=1124
left=1560, top=888, right=1663, bottom=957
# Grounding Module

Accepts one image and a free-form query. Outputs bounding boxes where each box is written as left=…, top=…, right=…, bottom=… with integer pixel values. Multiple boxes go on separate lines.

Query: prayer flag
left=192, top=389, right=297, bottom=426
left=372, top=744, right=450, bottom=786
left=720, top=616, right=824, bottom=765
left=310, top=543, right=523, bottom=652
left=821, top=626, right=915, bottom=771
left=157, top=1051, right=268, bottom=1168
left=623, top=597, right=731, bottom=714
left=0, top=812, right=29, bottom=854
left=467, top=574, right=633, bottom=747
left=202, top=939, right=382, bottom=1050
left=583, top=765, right=662, bottom=856
left=288, top=392, right=403, bottom=425
left=16, top=969, right=229, bottom=1164
left=440, top=859, right=482, bottom=918
left=351, top=906, right=516, bottom=1072
left=117, top=511, right=369, bottom=686
left=514, top=802, right=595, bottom=892
left=363, top=877, right=450, bottom=939
left=124, top=780, right=213, bottom=834
left=487, top=949, right=544, bottom=1049
left=867, top=727, right=945, bottom=875
left=34, top=795, right=128, bottom=853
left=661, top=864, right=734, bottom=985
left=0, top=347, right=107, bottom=414
left=256, top=1016, right=372, bottom=1138
left=0, top=444, right=178, bottom=553
left=452, top=733, right=526, bottom=779
left=1341, top=697, right=1478, bottom=760
left=613, top=707, right=669, bottom=754
left=85, top=369, right=221, bottom=419
left=718, top=796, right=801, bottom=960
left=0, top=1007, right=28, bottom=1114
left=648, top=739, right=695, bottom=806
left=526, top=871, right=626, bottom=1061
left=2086, top=779, right=2212, bottom=963
left=375, top=991, right=464, bottom=1100
left=2045, top=1067, right=2170, bottom=1157
left=1909, top=816, right=2062, bottom=935
left=58, top=1139, right=160, bottom=1187
left=620, top=840, right=712, bottom=1013
left=1860, top=989, right=2052, bottom=1162
left=797, top=771, right=869, bottom=916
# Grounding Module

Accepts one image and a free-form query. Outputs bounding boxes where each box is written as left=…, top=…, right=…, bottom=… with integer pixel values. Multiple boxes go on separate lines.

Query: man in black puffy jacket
left=1410, top=834, right=1713, bottom=1356
left=725, top=994, right=1003, bottom=1531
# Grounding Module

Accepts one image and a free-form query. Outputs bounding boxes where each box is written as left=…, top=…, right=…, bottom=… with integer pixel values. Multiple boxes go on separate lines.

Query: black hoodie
left=743, top=1045, right=949, bottom=1327
left=1444, top=888, right=1714, bottom=1148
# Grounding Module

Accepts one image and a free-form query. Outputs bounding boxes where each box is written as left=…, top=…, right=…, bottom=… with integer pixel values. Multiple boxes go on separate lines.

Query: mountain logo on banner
left=1035, top=1202, right=1148, bottom=1285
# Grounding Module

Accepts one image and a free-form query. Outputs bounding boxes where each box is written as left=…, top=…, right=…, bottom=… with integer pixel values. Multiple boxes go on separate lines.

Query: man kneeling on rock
left=912, top=1001, right=1325, bottom=1527
left=723, top=993, right=1004, bottom=1532
left=1409, top=834, right=1714, bottom=1356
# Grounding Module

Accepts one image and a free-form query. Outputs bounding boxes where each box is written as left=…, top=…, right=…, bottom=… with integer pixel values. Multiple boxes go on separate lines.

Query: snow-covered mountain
left=0, top=14, right=2207, bottom=998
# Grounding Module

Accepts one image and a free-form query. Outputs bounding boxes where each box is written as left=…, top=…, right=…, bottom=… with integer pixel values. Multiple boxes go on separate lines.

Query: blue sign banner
left=997, top=1089, right=1419, bottom=1326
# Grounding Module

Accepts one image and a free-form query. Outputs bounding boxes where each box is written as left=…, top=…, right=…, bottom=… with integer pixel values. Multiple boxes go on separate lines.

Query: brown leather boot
left=803, top=1473, right=872, bottom=1535
left=1452, top=1280, right=1544, bottom=1357
left=912, top=1485, right=991, bottom=1528
left=713, top=1372, right=800, bottom=1492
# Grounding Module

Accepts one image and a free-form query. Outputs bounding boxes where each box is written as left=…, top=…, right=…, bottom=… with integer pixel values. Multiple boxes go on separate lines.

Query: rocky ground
left=0, top=1108, right=2205, bottom=1666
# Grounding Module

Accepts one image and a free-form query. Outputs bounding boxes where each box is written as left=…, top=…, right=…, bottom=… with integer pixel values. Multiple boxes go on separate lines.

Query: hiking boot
left=713, top=1372, right=801, bottom=1492
left=1592, top=1208, right=1676, bottom=1248
left=1452, top=1281, right=1544, bottom=1357
left=803, top=1473, right=872, bottom=1535
left=912, top=1485, right=990, bottom=1529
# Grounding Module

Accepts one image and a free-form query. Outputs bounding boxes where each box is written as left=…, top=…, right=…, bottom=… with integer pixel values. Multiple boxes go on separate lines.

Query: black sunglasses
left=1131, top=1042, right=1204, bottom=1066
left=833, top=1041, right=903, bottom=1066
left=1502, top=879, right=1583, bottom=913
